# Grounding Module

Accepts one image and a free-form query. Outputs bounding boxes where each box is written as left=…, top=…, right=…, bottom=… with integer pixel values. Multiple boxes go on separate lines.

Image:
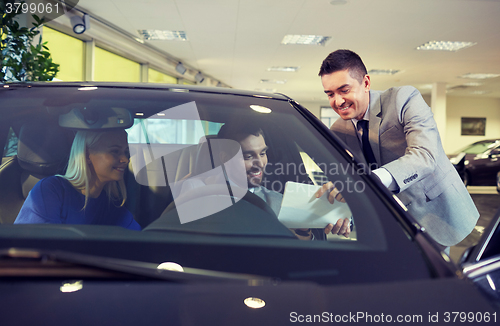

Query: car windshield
left=0, top=84, right=432, bottom=285
left=456, top=140, right=500, bottom=155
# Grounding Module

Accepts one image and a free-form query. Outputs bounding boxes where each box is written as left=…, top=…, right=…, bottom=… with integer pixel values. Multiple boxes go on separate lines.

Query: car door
left=483, top=147, right=500, bottom=185
left=461, top=208, right=500, bottom=307
left=472, top=146, right=500, bottom=186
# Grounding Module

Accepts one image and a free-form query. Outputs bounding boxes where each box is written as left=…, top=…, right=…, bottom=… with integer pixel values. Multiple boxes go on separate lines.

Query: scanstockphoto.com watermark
left=260, top=176, right=366, bottom=197
left=264, top=161, right=377, bottom=178
left=290, top=311, right=498, bottom=323
left=259, top=161, right=377, bottom=196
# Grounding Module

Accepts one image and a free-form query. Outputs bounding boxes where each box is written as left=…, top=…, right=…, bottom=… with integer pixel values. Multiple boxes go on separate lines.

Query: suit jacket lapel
left=368, top=90, right=382, bottom=164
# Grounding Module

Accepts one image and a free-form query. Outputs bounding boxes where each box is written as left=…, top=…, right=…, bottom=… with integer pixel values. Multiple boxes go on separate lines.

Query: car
left=448, top=139, right=500, bottom=187
left=497, top=171, right=500, bottom=194
left=0, top=82, right=499, bottom=325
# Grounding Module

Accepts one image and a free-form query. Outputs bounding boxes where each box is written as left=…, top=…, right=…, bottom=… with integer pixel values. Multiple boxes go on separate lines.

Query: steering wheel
left=162, top=183, right=277, bottom=218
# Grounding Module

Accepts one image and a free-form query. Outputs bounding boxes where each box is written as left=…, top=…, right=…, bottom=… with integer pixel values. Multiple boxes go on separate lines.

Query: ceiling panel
left=75, top=0, right=500, bottom=102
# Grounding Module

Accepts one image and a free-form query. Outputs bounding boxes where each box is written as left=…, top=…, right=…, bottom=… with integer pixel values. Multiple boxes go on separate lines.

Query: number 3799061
left=5, top=1, right=62, bottom=15
left=443, top=312, right=497, bottom=323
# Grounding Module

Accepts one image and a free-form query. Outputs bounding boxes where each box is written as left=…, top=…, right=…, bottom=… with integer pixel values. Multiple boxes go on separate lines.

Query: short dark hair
left=217, top=122, right=264, bottom=143
left=318, top=49, right=367, bottom=83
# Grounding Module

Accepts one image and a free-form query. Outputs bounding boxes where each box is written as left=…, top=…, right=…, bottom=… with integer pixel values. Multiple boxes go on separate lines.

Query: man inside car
left=215, top=122, right=351, bottom=240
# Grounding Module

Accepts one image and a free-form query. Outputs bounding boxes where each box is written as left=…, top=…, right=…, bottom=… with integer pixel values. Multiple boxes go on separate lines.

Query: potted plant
left=1, top=0, right=60, bottom=82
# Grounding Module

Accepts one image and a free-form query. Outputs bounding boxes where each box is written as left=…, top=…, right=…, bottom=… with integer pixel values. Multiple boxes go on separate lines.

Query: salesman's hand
left=325, top=218, right=351, bottom=238
left=315, top=181, right=346, bottom=204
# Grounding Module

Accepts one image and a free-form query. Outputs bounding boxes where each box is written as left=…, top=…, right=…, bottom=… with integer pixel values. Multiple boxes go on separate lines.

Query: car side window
left=2, top=127, right=18, bottom=158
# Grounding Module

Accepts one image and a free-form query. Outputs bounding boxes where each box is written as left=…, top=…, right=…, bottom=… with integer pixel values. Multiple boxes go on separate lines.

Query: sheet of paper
left=278, top=181, right=352, bottom=229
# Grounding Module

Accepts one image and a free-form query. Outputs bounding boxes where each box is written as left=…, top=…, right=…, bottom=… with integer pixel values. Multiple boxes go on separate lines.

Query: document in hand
left=277, top=182, right=352, bottom=229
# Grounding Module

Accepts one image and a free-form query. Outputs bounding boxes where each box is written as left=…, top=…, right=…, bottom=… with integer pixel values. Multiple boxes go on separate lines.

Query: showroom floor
left=449, top=187, right=500, bottom=263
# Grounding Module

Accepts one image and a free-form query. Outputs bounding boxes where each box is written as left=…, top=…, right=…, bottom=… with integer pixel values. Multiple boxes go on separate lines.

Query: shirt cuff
left=372, top=168, right=399, bottom=192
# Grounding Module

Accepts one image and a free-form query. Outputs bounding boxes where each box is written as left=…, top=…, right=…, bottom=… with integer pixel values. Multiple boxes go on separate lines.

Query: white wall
left=445, top=96, right=500, bottom=154
left=298, top=101, right=322, bottom=119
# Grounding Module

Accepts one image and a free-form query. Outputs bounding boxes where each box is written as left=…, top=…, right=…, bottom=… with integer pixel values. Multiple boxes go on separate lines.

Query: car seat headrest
left=17, top=121, right=73, bottom=176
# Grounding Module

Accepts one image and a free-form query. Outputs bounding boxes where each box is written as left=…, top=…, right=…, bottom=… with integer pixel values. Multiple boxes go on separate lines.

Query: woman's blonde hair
left=61, top=130, right=128, bottom=209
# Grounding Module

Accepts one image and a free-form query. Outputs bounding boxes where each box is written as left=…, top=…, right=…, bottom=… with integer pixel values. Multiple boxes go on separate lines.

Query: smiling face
left=238, top=134, right=268, bottom=188
left=88, top=130, right=130, bottom=185
left=321, top=69, right=371, bottom=121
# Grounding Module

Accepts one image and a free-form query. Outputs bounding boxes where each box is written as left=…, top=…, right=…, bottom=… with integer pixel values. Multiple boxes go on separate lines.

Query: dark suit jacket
left=331, top=86, right=479, bottom=246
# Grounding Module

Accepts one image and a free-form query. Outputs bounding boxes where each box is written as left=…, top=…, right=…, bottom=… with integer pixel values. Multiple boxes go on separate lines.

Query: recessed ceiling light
left=463, top=82, right=483, bottom=87
left=281, top=35, right=331, bottom=46
left=78, top=86, right=98, bottom=91
left=250, top=105, right=272, bottom=114
left=138, top=30, right=188, bottom=41
left=244, top=297, right=266, bottom=309
left=416, top=40, right=476, bottom=51
left=157, top=262, right=184, bottom=272
left=267, top=66, right=300, bottom=72
left=255, top=88, right=277, bottom=93
left=330, top=0, right=348, bottom=4
left=418, top=84, right=433, bottom=90
left=368, top=69, right=401, bottom=75
left=460, top=73, right=500, bottom=79
left=260, top=79, right=286, bottom=84
left=60, top=280, right=83, bottom=293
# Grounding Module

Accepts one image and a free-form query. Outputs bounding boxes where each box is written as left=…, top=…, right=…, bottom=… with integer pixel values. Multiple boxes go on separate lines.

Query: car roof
left=1, top=81, right=291, bottom=101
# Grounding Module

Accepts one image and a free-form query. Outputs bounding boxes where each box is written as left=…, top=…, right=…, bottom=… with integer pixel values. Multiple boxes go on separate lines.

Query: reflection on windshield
left=127, top=100, right=362, bottom=243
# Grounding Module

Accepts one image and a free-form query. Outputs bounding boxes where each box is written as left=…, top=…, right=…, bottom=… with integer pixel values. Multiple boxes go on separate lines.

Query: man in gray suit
left=316, top=49, right=479, bottom=247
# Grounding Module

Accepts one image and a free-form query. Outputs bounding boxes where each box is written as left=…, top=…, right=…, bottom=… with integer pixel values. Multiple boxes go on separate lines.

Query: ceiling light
left=250, top=105, right=272, bottom=114
left=244, top=297, right=266, bottom=309
left=255, top=88, right=277, bottom=93
left=195, top=72, right=204, bottom=83
left=175, top=62, right=187, bottom=75
left=157, top=262, right=184, bottom=272
left=60, top=280, right=83, bottom=293
left=416, top=40, right=476, bottom=51
left=330, top=0, right=348, bottom=4
left=71, top=14, right=89, bottom=35
left=471, top=90, right=490, bottom=95
left=78, top=87, right=98, bottom=91
left=260, top=79, right=286, bottom=84
left=460, top=73, right=500, bottom=79
left=267, top=66, right=300, bottom=72
left=463, top=82, right=483, bottom=87
left=171, top=88, right=189, bottom=92
left=368, top=69, right=401, bottom=75
left=281, top=35, right=331, bottom=46
left=138, top=30, right=188, bottom=41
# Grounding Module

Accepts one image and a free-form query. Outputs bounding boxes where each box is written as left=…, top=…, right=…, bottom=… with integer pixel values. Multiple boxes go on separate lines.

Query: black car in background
left=449, top=139, right=500, bottom=186
left=497, top=171, right=500, bottom=193
left=0, top=83, right=499, bottom=325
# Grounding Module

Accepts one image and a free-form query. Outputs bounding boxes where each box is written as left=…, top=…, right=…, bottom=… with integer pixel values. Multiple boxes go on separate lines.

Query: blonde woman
left=15, top=129, right=140, bottom=230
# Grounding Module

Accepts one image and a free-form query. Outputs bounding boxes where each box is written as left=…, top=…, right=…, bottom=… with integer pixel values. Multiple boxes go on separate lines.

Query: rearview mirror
left=58, top=107, right=133, bottom=130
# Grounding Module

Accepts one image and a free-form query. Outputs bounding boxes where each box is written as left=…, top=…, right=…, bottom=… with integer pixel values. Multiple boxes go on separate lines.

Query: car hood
left=1, top=277, right=497, bottom=325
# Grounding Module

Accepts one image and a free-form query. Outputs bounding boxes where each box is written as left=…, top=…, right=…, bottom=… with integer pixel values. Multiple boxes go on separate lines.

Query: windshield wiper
left=0, top=248, right=273, bottom=284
